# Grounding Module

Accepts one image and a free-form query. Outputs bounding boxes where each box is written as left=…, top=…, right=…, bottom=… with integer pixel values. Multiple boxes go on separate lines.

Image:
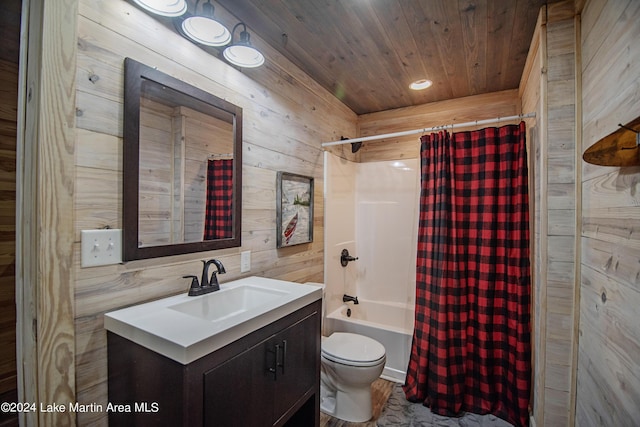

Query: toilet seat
left=322, top=332, right=385, bottom=367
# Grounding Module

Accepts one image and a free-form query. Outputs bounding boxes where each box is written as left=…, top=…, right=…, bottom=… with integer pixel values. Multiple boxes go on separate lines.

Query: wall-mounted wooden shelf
left=583, top=116, right=640, bottom=166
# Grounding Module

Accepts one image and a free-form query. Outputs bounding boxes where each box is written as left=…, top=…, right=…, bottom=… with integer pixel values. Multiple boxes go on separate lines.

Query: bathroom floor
left=320, top=378, right=395, bottom=427
left=320, top=379, right=515, bottom=427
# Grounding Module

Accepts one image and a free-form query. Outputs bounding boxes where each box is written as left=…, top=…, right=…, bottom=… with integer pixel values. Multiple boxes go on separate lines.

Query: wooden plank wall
left=0, top=0, right=20, bottom=422
left=21, top=1, right=79, bottom=425
left=356, top=89, right=521, bottom=162
left=521, top=2, right=581, bottom=424
left=577, top=0, right=640, bottom=425
left=543, top=9, right=578, bottom=426
left=0, top=57, right=18, bottom=424
left=73, top=0, right=356, bottom=424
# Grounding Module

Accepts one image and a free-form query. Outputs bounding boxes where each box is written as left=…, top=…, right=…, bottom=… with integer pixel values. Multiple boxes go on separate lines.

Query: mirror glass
left=123, top=58, right=242, bottom=260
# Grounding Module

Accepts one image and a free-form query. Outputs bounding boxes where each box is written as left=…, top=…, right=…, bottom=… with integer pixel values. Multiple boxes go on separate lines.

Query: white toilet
left=304, top=283, right=387, bottom=422
left=320, top=332, right=386, bottom=422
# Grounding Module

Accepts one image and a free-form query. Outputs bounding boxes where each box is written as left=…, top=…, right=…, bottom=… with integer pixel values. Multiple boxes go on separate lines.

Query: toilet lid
left=322, top=333, right=385, bottom=366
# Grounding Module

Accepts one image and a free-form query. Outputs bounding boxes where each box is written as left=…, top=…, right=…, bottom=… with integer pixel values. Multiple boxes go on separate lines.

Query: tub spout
left=343, top=294, right=359, bottom=305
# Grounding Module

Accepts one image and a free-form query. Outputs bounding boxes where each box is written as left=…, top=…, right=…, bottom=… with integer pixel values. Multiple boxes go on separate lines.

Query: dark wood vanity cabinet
left=108, top=300, right=321, bottom=427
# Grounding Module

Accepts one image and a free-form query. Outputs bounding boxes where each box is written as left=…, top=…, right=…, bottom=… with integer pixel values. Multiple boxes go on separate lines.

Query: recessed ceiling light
left=409, top=79, right=433, bottom=90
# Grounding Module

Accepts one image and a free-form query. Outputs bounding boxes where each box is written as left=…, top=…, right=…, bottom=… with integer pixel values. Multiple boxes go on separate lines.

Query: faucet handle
left=183, top=275, right=202, bottom=296
left=340, top=249, right=358, bottom=267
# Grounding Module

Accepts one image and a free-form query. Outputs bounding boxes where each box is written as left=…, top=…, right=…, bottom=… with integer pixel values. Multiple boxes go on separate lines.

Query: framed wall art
left=276, top=172, right=314, bottom=248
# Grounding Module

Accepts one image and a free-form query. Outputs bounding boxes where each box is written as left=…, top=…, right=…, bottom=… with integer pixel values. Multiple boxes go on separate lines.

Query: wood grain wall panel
left=521, top=3, right=580, bottom=424
left=548, top=236, right=575, bottom=263
left=578, top=263, right=640, bottom=425
left=582, top=207, right=640, bottom=251
left=75, top=315, right=109, bottom=426
left=75, top=90, right=121, bottom=137
left=0, top=2, right=19, bottom=411
left=0, top=56, right=17, bottom=404
left=581, top=235, right=640, bottom=288
left=578, top=0, right=640, bottom=425
left=75, top=166, right=121, bottom=231
left=72, top=1, right=355, bottom=424
left=547, top=0, right=581, bottom=22
left=356, top=89, right=520, bottom=162
left=75, top=128, right=121, bottom=172
left=581, top=0, right=640, bottom=145
left=548, top=209, right=576, bottom=236
left=547, top=183, right=576, bottom=210
left=17, top=1, right=80, bottom=425
left=547, top=259, right=576, bottom=284
left=582, top=169, right=640, bottom=211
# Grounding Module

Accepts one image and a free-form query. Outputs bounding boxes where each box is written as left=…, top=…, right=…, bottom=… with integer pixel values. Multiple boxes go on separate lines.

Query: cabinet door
left=203, top=339, right=274, bottom=427
left=203, top=309, right=319, bottom=427
left=272, top=312, right=320, bottom=420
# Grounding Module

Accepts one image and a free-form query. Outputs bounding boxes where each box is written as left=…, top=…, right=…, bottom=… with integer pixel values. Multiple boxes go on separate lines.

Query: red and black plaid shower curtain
left=203, top=159, right=233, bottom=240
left=403, top=122, right=531, bottom=427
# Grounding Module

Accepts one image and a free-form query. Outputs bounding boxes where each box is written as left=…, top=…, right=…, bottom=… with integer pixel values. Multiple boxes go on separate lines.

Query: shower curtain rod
left=321, top=112, right=536, bottom=147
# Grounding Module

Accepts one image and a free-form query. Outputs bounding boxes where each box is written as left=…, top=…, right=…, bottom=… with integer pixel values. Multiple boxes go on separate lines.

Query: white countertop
left=104, top=276, right=322, bottom=364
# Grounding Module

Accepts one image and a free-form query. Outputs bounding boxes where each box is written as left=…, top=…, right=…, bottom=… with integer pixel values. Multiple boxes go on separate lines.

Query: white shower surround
left=324, top=152, right=419, bottom=380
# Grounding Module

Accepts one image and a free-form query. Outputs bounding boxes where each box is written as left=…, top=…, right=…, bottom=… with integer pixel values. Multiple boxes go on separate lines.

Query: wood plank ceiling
left=214, top=0, right=559, bottom=115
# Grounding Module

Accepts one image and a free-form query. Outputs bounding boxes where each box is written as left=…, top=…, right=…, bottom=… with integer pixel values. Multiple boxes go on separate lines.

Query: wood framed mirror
left=123, top=58, right=242, bottom=261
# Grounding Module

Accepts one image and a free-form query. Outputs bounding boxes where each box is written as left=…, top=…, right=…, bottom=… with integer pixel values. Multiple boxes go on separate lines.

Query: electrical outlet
left=240, top=250, right=251, bottom=273
left=81, top=229, right=122, bottom=267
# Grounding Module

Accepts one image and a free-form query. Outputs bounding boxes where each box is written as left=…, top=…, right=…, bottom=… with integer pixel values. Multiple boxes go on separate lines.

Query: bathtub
left=325, top=299, right=414, bottom=383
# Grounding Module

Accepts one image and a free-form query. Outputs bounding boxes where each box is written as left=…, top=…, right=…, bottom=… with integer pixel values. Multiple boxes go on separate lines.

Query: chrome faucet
left=184, top=259, right=226, bottom=296
left=342, top=294, right=359, bottom=305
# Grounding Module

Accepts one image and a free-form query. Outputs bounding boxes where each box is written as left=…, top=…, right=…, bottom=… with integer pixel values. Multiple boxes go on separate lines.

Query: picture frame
left=276, top=172, right=314, bottom=248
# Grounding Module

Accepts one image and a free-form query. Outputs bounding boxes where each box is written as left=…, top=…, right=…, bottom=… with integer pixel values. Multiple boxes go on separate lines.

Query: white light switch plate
left=81, top=229, right=122, bottom=267
left=240, top=250, right=251, bottom=273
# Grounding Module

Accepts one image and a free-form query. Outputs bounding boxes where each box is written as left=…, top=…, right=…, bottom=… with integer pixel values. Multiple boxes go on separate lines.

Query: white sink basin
left=104, top=276, right=321, bottom=364
left=168, top=285, right=288, bottom=322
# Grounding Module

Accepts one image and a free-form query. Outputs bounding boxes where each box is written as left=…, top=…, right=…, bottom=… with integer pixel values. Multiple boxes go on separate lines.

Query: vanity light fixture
left=409, top=79, right=433, bottom=90
left=131, top=0, right=187, bottom=17
left=223, top=22, right=265, bottom=68
left=181, top=0, right=232, bottom=47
